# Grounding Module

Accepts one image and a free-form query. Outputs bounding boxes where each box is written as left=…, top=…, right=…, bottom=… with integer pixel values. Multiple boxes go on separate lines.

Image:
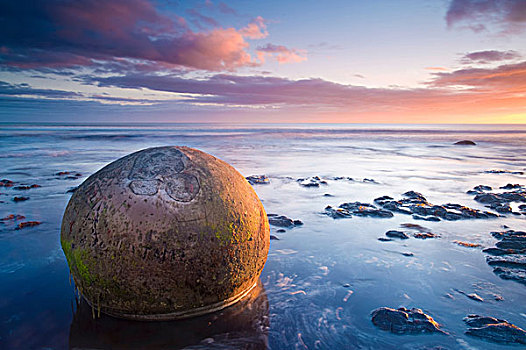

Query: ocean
left=1, top=123, right=525, bottom=349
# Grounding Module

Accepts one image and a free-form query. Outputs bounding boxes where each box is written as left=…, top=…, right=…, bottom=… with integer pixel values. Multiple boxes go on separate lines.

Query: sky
left=0, top=0, right=525, bottom=123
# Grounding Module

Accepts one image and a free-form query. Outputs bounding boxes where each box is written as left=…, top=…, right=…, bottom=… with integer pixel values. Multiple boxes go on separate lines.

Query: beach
left=1, top=123, right=526, bottom=349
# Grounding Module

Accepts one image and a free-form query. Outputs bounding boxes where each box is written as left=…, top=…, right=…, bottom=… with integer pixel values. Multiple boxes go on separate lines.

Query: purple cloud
left=217, top=2, right=238, bottom=16
left=461, top=50, right=521, bottom=64
left=2, top=64, right=525, bottom=122
left=0, top=0, right=302, bottom=72
left=446, top=0, right=526, bottom=34
left=0, top=81, right=81, bottom=99
left=186, top=8, right=220, bottom=29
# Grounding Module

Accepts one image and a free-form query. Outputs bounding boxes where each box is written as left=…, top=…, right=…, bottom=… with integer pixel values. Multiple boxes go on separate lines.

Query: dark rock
left=483, top=247, right=525, bottom=256
left=297, top=176, right=327, bottom=187
left=13, top=196, right=29, bottom=202
left=454, top=140, right=476, bottom=145
left=323, top=193, right=334, bottom=197
left=402, top=252, right=414, bottom=257
left=496, top=238, right=526, bottom=250
left=67, top=187, right=78, bottom=193
left=363, top=178, right=378, bottom=183
left=270, top=235, right=279, bottom=240
left=403, top=191, right=427, bottom=201
left=13, top=184, right=41, bottom=190
left=268, top=214, right=303, bottom=228
left=378, top=237, right=393, bottom=242
left=464, top=315, right=507, bottom=328
left=371, top=307, right=444, bottom=334
left=490, top=229, right=526, bottom=240
left=412, top=214, right=441, bottom=222
left=324, top=205, right=351, bottom=218
left=487, top=203, right=512, bottom=213
left=0, top=214, right=26, bottom=221
left=374, top=195, right=393, bottom=203
left=376, top=191, right=495, bottom=221
left=492, top=267, right=526, bottom=285
left=329, top=176, right=354, bottom=181
left=467, top=185, right=497, bottom=196
left=246, top=175, right=270, bottom=185
left=385, top=230, right=409, bottom=239
left=414, top=232, right=439, bottom=239
left=0, top=179, right=14, bottom=187
left=56, top=171, right=82, bottom=179
left=276, top=229, right=286, bottom=233
left=324, top=201, right=394, bottom=219
left=500, top=183, right=522, bottom=190
left=486, top=255, right=526, bottom=269
left=453, top=240, right=481, bottom=248
left=464, top=315, right=526, bottom=344
left=483, top=230, right=526, bottom=285
left=339, top=202, right=394, bottom=218
left=485, top=169, right=524, bottom=175
left=16, top=221, right=42, bottom=230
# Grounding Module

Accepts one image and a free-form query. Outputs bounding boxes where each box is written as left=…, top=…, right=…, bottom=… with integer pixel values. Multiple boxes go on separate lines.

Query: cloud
left=425, top=67, right=448, bottom=71
left=83, top=61, right=525, bottom=113
left=0, top=80, right=164, bottom=105
left=446, top=0, right=526, bottom=34
left=0, top=1, right=298, bottom=72
left=429, top=60, right=526, bottom=93
left=2, top=63, right=525, bottom=122
left=186, top=8, right=220, bottom=29
left=217, top=2, right=238, bottom=16
left=256, top=44, right=307, bottom=64
left=461, top=50, right=521, bottom=64
left=0, top=81, right=81, bottom=99
left=239, top=17, right=268, bottom=39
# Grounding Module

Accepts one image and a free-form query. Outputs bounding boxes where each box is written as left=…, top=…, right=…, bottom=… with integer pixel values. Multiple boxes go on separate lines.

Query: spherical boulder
left=61, top=146, right=270, bottom=320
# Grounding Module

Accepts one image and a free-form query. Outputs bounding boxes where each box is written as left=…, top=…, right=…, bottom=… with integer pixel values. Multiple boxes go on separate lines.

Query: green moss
left=62, top=237, right=135, bottom=305
left=61, top=238, right=95, bottom=285
left=206, top=215, right=254, bottom=246
left=206, top=221, right=234, bottom=246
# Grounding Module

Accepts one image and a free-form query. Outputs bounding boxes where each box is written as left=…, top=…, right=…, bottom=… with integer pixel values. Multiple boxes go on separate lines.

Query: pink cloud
left=429, top=61, right=526, bottom=91
left=425, top=67, right=448, bottom=71
left=239, top=17, right=268, bottom=39
left=256, top=44, right=307, bottom=64
left=165, top=28, right=255, bottom=70
left=0, top=1, right=302, bottom=72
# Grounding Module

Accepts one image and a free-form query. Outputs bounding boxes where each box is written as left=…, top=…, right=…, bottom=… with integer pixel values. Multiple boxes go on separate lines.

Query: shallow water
left=1, top=123, right=526, bottom=349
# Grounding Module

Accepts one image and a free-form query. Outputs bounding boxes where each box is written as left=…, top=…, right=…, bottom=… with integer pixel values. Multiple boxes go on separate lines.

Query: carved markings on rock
left=128, top=148, right=200, bottom=202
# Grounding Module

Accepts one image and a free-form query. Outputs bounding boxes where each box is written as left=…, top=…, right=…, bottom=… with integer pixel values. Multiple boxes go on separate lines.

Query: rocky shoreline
left=3, top=169, right=526, bottom=347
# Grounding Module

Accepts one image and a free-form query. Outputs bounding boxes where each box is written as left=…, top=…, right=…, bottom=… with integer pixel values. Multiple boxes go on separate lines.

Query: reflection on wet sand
left=69, top=280, right=268, bottom=349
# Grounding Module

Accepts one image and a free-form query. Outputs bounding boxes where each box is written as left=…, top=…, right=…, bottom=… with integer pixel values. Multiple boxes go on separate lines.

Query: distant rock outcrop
left=454, top=140, right=476, bottom=145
